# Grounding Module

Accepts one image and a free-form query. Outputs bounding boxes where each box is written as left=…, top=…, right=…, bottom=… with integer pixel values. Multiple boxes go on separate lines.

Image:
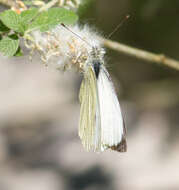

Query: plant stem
left=100, top=38, right=179, bottom=71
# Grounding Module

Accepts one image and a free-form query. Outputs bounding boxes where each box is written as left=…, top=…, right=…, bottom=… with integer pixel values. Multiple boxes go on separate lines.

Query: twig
left=100, top=38, right=179, bottom=71
left=39, top=0, right=58, bottom=12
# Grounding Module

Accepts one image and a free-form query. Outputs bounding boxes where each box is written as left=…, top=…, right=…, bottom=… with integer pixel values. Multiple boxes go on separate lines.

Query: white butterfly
left=79, top=47, right=127, bottom=152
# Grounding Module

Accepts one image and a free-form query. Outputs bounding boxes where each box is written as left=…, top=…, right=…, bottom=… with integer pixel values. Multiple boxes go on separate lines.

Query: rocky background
left=0, top=0, right=179, bottom=190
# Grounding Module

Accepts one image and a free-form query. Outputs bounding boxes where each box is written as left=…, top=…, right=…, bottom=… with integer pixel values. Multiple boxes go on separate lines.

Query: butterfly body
left=93, top=61, right=100, bottom=78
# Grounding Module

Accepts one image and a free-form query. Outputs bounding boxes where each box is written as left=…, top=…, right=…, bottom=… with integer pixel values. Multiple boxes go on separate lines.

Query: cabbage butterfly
left=30, top=23, right=127, bottom=152
left=79, top=46, right=127, bottom=152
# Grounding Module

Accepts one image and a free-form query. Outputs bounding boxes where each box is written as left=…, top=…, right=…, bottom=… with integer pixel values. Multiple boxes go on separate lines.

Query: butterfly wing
left=97, top=65, right=127, bottom=152
left=79, top=65, right=127, bottom=152
left=79, top=66, right=101, bottom=151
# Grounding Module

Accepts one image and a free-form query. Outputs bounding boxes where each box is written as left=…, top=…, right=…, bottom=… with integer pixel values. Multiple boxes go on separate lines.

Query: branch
left=100, top=38, right=179, bottom=71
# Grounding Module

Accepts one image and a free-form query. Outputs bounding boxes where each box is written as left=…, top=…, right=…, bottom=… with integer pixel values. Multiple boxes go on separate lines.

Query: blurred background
left=0, top=0, right=179, bottom=190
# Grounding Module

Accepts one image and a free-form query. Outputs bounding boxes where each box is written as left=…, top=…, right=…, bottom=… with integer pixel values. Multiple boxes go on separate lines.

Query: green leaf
left=20, top=8, right=38, bottom=23
left=14, top=46, right=23, bottom=56
left=0, top=20, right=10, bottom=33
left=0, top=10, right=25, bottom=33
left=27, top=11, right=48, bottom=32
left=20, top=8, right=38, bottom=31
left=47, top=7, right=78, bottom=25
left=0, top=37, right=19, bottom=56
left=28, top=8, right=78, bottom=32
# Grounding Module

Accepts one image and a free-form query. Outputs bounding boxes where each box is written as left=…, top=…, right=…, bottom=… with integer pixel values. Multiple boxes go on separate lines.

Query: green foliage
left=28, top=8, right=78, bottom=32
left=14, top=46, right=23, bottom=57
left=0, top=7, right=78, bottom=57
left=0, top=10, right=25, bottom=33
left=21, top=8, right=39, bottom=23
left=0, top=20, right=10, bottom=33
left=0, top=36, right=19, bottom=56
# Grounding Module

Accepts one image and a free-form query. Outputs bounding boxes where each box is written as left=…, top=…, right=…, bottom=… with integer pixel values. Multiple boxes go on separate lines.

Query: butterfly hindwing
left=97, top=65, right=126, bottom=152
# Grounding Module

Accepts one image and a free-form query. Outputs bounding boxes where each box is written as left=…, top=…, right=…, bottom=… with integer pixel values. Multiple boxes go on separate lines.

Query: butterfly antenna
left=107, top=15, right=130, bottom=39
left=61, top=23, right=92, bottom=47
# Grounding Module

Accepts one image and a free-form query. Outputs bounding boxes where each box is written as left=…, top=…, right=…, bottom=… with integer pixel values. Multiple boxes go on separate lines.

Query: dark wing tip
left=110, top=119, right=127, bottom=152
left=110, top=136, right=127, bottom=152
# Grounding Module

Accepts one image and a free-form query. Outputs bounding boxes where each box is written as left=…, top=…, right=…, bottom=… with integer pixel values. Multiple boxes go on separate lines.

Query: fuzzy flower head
left=28, top=24, right=105, bottom=73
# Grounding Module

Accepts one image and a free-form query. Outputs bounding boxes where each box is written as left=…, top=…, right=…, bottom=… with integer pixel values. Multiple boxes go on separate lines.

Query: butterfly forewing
left=79, top=66, right=101, bottom=151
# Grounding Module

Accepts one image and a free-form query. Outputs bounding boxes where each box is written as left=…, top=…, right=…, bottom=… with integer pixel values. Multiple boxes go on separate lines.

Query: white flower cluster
left=28, top=24, right=104, bottom=72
